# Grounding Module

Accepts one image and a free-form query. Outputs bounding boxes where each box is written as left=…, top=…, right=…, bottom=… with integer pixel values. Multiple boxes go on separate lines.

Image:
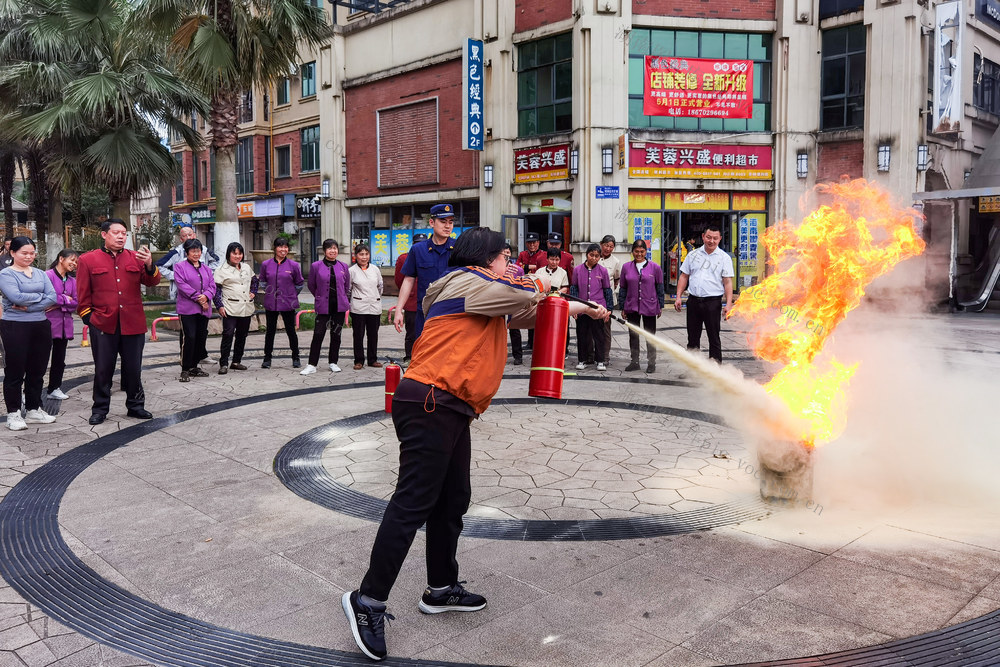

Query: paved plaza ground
left=1, top=308, right=999, bottom=666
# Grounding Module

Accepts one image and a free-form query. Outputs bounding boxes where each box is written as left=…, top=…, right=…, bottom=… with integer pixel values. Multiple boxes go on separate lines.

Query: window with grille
left=277, top=78, right=291, bottom=105
left=517, top=33, right=572, bottom=137
left=376, top=99, right=438, bottom=187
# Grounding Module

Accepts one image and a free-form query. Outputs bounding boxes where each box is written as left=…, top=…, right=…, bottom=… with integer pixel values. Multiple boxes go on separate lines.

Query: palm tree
left=134, top=0, right=332, bottom=249
left=0, top=0, right=206, bottom=239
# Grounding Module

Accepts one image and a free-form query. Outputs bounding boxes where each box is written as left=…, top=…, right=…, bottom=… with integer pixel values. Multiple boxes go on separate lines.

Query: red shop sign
left=514, top=144, right=570, bottom=183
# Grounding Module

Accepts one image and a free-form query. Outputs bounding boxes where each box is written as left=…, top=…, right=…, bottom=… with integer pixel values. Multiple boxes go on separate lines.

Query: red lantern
left=385, top=361, right=402, bottom=413
left=528, top=295, right=569, bottom=399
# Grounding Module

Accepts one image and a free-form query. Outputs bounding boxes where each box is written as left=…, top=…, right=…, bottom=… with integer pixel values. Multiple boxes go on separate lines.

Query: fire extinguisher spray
left=528, top=295, right=571, bottom=399
left=384, top=359, right=402, bottom=413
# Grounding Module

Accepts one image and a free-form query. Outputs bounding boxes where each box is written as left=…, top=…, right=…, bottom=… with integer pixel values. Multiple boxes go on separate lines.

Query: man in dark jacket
left=77, top=219, right=161, bottom=424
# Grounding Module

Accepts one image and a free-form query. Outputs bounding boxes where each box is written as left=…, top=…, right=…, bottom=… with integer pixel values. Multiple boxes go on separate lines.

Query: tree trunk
left=47, top=189, right=63, bottom=265
left=25, top=149, right=48, bottom=239
left=0, top=150, right=14, bottom=239
left=69, top=186, right=83, bottom=238
left=212, top=88, right=241, bottom=256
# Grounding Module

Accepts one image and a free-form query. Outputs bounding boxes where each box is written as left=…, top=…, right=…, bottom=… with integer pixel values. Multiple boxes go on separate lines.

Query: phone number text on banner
left=644, top=57, right=754, bottom=119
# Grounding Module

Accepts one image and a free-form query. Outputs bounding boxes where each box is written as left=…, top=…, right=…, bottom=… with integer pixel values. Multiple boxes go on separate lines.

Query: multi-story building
left=169, top=45, right=326, bottom=271
left=312, top=0, right=1000, bottom=305
left=173, top=0, right=1000, bottom=306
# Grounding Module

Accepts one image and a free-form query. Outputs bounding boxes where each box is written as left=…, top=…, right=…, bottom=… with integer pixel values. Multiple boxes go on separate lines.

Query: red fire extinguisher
left=529, top=295, right=570, bottom=399
left=385, top=360, right=402, bottom=413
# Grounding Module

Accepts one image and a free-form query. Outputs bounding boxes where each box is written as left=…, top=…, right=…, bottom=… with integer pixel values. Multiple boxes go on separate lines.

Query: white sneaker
left=48, top=388, right=69, bottom=400
left=25, top=409, right=56, bottom=424
left=329, top=363, right=342, bottom=373
left=7, top=413, right=26, bottom=431
left=597, top=362, right=607, bottom=371
left=575, top=362, right=587, bottom=370
left=300, top=364, right=317, bottom=375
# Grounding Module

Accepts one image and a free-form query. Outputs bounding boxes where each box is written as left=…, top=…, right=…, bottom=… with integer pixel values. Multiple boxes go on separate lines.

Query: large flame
left=729, top=179, right=926, bottom=447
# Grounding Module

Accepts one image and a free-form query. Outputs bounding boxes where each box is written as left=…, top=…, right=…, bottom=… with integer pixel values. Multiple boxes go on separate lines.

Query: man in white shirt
left=674, top=224, right=733, bottom=363
left=597, top=234, right=621, bottom=364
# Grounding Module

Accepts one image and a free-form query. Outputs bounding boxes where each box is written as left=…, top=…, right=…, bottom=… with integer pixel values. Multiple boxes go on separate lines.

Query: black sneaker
left=342, top=591, right=392, bottom=661
left=624, top=361, right=641, bottom=371
left=418, top=582, right=487, bottom=614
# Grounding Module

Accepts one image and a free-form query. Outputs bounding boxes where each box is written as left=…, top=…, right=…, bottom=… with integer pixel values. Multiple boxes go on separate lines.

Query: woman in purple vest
left=258, top=236, right=305, bottom=369
left=45, top=249, right=79, bottom=400
left=302, top=239, right=351, bottom=375
left=618, top=239, right=664, bottom=373
left=173, top=238, right=217, bottom=382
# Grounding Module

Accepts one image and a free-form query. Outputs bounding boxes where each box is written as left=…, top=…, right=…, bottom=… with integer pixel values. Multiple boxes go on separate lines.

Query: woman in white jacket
left=348, top=244, right=383, bottom=370
left=213, top=242, right=259, bottom=374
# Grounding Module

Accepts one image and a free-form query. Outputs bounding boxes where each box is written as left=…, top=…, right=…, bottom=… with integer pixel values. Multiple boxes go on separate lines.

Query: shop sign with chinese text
left=630, top=142, right=772, bottom=180
left=296, top=194, right=321, bottom=219
left=514, top=144, right=570, bottom=183
left=644, top=57, right=753, bottom=119
left=462, top=38, right=484, bottom=151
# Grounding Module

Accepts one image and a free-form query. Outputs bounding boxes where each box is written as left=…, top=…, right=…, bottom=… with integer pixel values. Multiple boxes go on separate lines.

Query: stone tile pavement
left=1, top=307, right=999, bottom=666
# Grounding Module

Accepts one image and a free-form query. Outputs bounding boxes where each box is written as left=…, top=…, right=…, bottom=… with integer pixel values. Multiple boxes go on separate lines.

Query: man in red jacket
left=77, top=219, right=161, bottom=425
left=393, top=233, right=425, bottom=363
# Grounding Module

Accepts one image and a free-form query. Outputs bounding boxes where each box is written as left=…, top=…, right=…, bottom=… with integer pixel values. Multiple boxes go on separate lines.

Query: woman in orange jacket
left=342, top=227, right=608, bottom=661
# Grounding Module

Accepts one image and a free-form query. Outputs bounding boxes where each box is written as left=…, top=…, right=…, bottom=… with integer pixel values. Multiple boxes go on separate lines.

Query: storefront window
left=628, top=30, right=772, bottom=132
left=820, top=24, right=866, bottom=130
left=517, top=32, right=573, bottom=137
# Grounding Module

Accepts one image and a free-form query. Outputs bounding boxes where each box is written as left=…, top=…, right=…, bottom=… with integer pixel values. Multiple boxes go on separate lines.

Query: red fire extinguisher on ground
left=384, top=360, right=402, bottom=413
left=528, top=295, right=570, bottom=399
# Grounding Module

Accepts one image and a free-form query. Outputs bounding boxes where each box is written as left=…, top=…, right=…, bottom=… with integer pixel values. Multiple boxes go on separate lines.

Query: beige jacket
left=214, top=262, right=257, bottom=318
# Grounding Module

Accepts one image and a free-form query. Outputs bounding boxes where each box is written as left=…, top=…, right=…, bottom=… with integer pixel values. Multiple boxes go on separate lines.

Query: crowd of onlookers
left=0, top=212, right=695, bottom=431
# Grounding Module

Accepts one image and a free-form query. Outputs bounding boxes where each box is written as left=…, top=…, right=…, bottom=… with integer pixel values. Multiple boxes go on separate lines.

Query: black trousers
left=308, top=311, right=345, bottom=366
left=0, top=320, right=51, bottom=412
left=90, top=323, right=146, bottom=416
left=509, top=328, right=522, bottom=361
left=263, top=309, right=299, bottom=361
left=625, top=312, right=657, bottom=365
left=360, top=400, right=472, bottom=601
left=402, top=310, right=416, bottom=359
left=686, top=294, right=723, bottom=362
left=219, top=315, right=252, bottom=366
left=179, top=314, right=209, bottom=371
left=178, top=321, right=208, bottom=360
left=352, top=313, right=380, bottom=365
left=603, top=318, right=613, bottom=362
left=47, top=337, right=70, bottom=392
left=576, top=316, right=607, bottom=364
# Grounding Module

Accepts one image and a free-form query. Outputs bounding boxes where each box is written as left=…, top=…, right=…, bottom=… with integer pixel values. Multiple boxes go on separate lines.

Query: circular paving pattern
left=1, top=380, right=998, bottom=666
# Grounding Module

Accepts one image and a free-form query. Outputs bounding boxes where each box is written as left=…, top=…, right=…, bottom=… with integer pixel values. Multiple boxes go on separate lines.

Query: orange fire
left=729, top=179, right=926, bottom=446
